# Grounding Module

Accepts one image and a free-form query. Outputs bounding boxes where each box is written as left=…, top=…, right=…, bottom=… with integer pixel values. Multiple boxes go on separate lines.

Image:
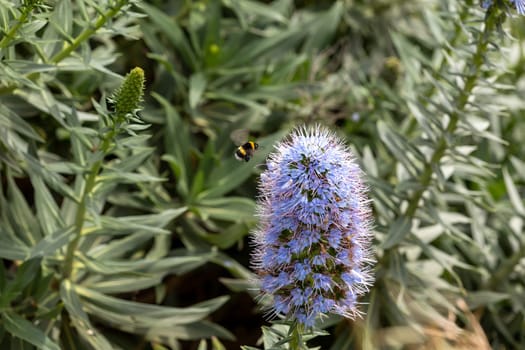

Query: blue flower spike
left=482, top=0, right=525, bottom=15
left=514, top=0, right=525, bottom=15
left=252, top=125, right=374, bottom=328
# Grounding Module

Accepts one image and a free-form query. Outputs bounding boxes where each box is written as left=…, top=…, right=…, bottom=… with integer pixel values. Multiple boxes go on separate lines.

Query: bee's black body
left=235, top=141, right=259, bottom=162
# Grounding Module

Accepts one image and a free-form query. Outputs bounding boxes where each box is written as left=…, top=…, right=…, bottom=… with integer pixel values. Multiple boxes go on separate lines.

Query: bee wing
left=230, top=129, right=250, bottom=146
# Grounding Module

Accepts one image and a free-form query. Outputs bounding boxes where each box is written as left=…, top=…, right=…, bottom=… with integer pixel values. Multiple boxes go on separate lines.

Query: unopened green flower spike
left=114, top=67, right=145, bottom=122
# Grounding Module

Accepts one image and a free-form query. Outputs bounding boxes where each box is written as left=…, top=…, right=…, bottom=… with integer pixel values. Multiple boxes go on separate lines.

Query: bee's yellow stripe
left=248, top=141, right=255, bottom=149
left=238, top=147, right=247, bottom=155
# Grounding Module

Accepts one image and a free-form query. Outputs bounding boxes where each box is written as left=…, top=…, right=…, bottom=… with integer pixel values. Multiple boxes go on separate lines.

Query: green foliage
left=1, top=0, right=525, bottom=349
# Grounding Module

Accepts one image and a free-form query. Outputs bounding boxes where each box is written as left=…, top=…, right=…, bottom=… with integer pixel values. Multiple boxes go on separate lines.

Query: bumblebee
left=235, top=141, right=259, bottom=162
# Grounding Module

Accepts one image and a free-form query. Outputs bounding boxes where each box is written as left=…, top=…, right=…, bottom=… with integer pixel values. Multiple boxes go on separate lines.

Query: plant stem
left=62, top=129, right=115, bottom=279
left=61, top=162, right=101, bottom=279
left=50, top=0, right=128, bottom=64
left=400, top=8, right=497, bottom=222
left=0, top=4, right=32, bottom=49
left=60, top=311, right=77, bottom=350
left=289, top=323, right=305, bottom=350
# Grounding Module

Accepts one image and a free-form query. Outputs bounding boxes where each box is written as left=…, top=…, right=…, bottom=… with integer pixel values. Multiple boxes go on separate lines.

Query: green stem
left=289, top=322, right=305, bottom=350
left=62, top=129, right=115, bottom=279
left=60, top=311, right=77, bottom=350
left=400, top=9, right=497, bottom=221
left=50, top=0, right=128, bottom=64
left=61, top=161, right=101, bottom=279
left=0, top=5, right=31, bottom=49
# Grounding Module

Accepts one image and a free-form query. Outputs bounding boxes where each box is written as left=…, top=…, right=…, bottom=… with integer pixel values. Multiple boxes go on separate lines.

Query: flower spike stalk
left=252, top=125, right=374, bottom=328
left=62, top=67, right=145, bottom=280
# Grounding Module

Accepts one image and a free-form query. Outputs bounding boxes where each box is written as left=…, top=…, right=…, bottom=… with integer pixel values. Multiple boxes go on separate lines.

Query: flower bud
left=114, top=67, right=145, bottom=122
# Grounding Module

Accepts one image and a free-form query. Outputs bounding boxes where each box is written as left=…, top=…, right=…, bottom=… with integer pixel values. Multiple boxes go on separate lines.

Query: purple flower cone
left=252, top=125, right=374, bottom=327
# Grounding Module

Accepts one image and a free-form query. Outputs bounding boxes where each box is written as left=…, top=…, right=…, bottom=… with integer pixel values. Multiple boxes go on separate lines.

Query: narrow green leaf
left=81, top=255, right=148, bottom=276
left=154, top=93, right=190, bottom=199
left=189, top=72, right=207, bottom=109
left=139, top=2, right=198, bottom=70
left=197, top=160, right=255, bottom=199
left=390, top=31, right=429, bottom=83
left=465, top=291, right=509, bottom=309
left=503, top=167, right=525, bottom=216
left=76, top=285, right=229, bottom=325
left=51, top=0, right=73, bottom=40
left=6, top=175, right=41, bottom=245
left=203, top=222, right=250, bottom=249
left=211, top=252, right=255, bottom=280
left=84, top=275, right=162, bottom=294
left=89, top=232, right=159, bottom=260
left=1, top=258, right=42, bottom=307
left=167, top=320, right=235, bottom=341
left=205, top=91, right=270, bottom=115
left=301, top=1, right=343, bottom=52
left=68, top=126, right=98, bottom=155
left=162, top=154, right=189, bottom=200
left=147, top=252, right=216, bottom=275
left=88, top=208, right=186, bottom=236
left=83, top=300, right=235, bottom=341
left=80, top=254, right=200, bottom=276
left=31, top=174, right=65, bottom=237
left=200, top=0, right=222, bottom=68
left=380, top=217, right=412, bottom=249
left=25, top=155, right=78, bottom=201
left=20, top=19, right=49, bottom=37
left=197, top=339, right=207, bottom=350
left=60, top=280, right=113, bottom=350
left=226, top=26, right=304, bottom=68
left=88, top=216, right=170, bottom=236
left=196, top=197, right=255, bottom=222
left=226, top=0, right=288, bottom=24
left=2, top=312, right=60, bottom=350
left=407, top=101, right=437, bottom=139
left=45, top=161, right=87, bottom=175
left=377, top=120, right=422, bottom=177
left=0, top=104, right=43, bottom=141
left=510, top=156, right=525, bottom=182
left=16, top=89, right=68, bottom=127
left=97, top=171, right=165, bottom=183
left=29, top=226, right=74, bottom=259
left=0, top=235, right=29, bottom=260
left=414, top=224, right=443, bottom=243
left=110, top=148, right=154, bottom=173
left=118, top=134, right=152, bottom=148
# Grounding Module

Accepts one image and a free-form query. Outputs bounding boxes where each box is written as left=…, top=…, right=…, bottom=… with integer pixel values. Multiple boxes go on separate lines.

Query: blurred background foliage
left=0, top=0, right=524, bottom=349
